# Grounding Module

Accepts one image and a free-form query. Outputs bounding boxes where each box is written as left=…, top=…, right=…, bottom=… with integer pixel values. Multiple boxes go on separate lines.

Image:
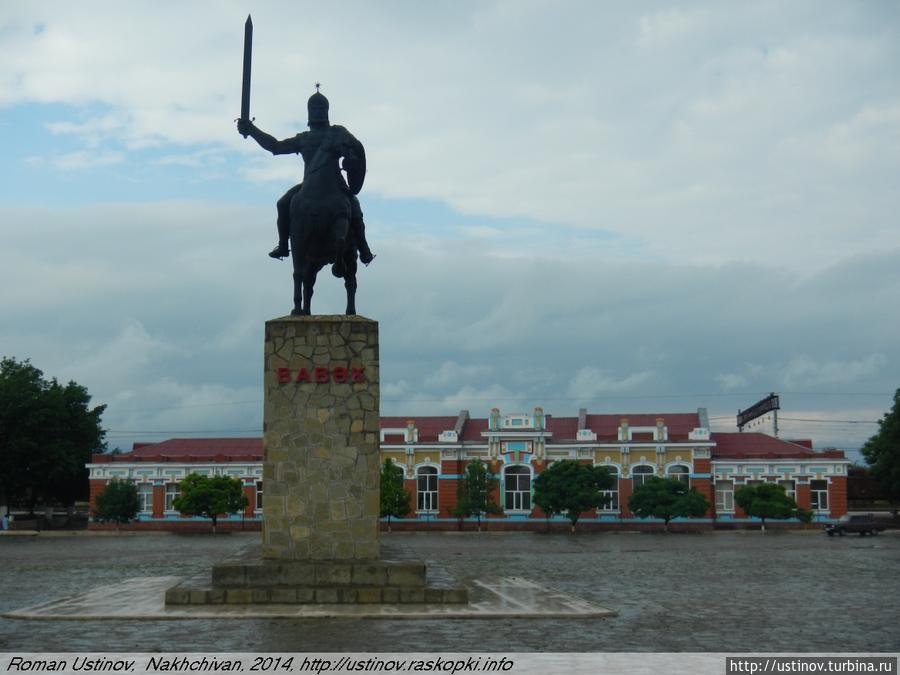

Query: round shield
left=344, top=146, right=366, bottom=195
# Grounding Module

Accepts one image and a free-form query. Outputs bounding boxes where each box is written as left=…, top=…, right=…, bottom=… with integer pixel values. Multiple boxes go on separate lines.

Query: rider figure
left=236, top=89, right=375, bottom=266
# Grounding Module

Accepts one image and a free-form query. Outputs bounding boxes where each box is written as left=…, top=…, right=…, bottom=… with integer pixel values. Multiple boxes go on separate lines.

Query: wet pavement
left=1, top=531, right=898, bottom=652
left=4, top=575, right=614, bottom=621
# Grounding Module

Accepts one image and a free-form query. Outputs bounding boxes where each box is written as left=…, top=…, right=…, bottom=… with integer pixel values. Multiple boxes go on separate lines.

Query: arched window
left=632, top=465, right=655, bottom=489
left=600, top=466, right=619, bottom=511
left=504, top=465, right=531, bottom=511
left=416, top=466, right=438, bottom=512
left=667, top=465, right=690, bottom=485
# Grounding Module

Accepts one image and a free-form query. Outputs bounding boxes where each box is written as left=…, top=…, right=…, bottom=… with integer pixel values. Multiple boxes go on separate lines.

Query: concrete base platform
left=166, top=570, right=468, bottom=606
left=3, top=576, right=616, bottom=620
left=165, top=544, right=469, bottom=606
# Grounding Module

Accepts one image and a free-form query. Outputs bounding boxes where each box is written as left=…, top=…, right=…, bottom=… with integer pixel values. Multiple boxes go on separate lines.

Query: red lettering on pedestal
left=274, top=366, right=367, bottom=384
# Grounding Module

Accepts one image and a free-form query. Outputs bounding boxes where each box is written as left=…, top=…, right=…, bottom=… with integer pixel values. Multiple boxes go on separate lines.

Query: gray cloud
left=4, top=3, right=899, bottom=270
left=4, top=201, right=894, bottom=456
left=2, top=3, right=898, bottom=462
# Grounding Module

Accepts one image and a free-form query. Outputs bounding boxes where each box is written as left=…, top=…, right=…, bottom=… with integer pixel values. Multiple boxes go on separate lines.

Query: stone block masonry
left=165, top=313, right=469, bottom=607
left=166, top=543, right=470, bottom=607
left=263, top=315, right=380, bottom=561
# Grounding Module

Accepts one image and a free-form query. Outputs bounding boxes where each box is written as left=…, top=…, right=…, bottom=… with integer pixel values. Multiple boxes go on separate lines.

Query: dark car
left=825, top=514, right=887, bottom=536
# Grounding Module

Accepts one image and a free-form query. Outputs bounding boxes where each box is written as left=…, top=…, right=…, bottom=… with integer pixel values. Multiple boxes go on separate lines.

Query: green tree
left=734, top=482, right=812, bottom=532
left=0, top=357, right=106, bottom=514
left=379, top=458, right=411, bottom=532
left=533, top=460, right=615, bottom=531
left=628, top=477, right=710, bottom=532
left=861, top=388, right=900, bottom=506
left=451, top=460, right=501, bottom=531
left=94, top=478, right=140, bottom=527
left=172, top=473, right=248, bottom=533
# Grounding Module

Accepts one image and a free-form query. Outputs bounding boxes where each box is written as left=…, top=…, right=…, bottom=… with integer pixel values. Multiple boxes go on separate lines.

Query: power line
left=104, top=415, right=880, bottom=432
left=101, top=390, right=895, bottom=414
left=105, top=420, right=877, bottom=437
left=102, top=392, right=887, bottom=438
left=381, top=391, right=893, bottom=403
left=112, top=399, right=263, bottom=413
left=771, top=392, right=891, bottom=397
left=106, top=427, right=262, bottom=436
left=709, top=415, right=878, bottom=424
left=778, top=417, right=878, bottom=424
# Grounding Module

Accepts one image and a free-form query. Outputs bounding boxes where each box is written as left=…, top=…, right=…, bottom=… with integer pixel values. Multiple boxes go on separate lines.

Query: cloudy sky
left=2, top=1, right=898, bottom=461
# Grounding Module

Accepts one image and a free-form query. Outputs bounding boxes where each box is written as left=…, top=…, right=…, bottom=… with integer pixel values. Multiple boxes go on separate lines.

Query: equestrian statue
left=235, top=18, right=373, bottom=316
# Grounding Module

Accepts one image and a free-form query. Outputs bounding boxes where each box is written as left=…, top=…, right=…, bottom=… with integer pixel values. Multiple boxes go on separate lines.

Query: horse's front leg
left=302, top=261, right=322, bottom=315
left=291, top=260, right=305, bottom=316
left=345, top=273, right=357, bottom=315
left=289, top=228, right=309, bottom=316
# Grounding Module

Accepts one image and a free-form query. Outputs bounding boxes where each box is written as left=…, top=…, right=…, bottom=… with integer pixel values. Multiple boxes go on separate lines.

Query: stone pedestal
left=262, top=315, right=380, bottom=561
left=165, top=314, right=468, bottom=607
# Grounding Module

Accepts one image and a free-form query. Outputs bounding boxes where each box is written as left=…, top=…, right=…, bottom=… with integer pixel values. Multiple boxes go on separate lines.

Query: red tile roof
left=583, top=413, right=700, bottom=442
left=547, top=416, right=578, bottom=439
left=92, top=413, right=843, bottom=464
left=711, top=433, right=844, bottom=460
left=379, top=416, right=459, bottom=443
left=380, top=412, right=703, bottom=444
left=460, top=417, right=489, bottom=443
left=125, top=437, right=263, bottom=461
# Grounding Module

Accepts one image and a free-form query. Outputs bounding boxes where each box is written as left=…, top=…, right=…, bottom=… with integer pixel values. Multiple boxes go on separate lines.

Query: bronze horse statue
left=237, top=90, right=372, bottom=316
left=288, top=136, right=362, bottom=316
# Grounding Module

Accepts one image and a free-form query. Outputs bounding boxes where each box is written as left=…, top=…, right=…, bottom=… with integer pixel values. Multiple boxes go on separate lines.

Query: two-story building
left=87, top=406, right=849, bottom=530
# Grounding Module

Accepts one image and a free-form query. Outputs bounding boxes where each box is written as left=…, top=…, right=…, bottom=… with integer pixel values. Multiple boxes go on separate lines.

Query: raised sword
left=239, top=14, right=253, bottom=136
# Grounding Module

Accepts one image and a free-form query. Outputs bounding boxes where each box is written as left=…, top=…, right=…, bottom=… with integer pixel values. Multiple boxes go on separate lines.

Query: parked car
left=825, top=514, right=886, bottom=537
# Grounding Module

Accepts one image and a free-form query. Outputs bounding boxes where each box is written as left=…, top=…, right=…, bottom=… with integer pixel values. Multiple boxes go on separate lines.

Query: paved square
left=1, top=531, right=897, bottom=652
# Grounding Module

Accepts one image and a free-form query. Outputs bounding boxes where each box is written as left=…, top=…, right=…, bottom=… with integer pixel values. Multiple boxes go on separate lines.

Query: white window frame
left=165, top=482, right=180, bottom=512
left=778, top=479, right=796, bottom=502
left=416, top=465, right=439, bottom=513
left=504, top=465, right=532, bottom=512
left=666, top=464, right=690, bottom=485
left=600, top=466, right=619, bottom=512
left=810, top=480, right=829, bottom=511
left=138, top=483, right=154, bottom=513
left=632, top=465, right=655, bottom=489
left=715, top=479, right=734, bottom=513
left=255, top=480, right=264, bottom=511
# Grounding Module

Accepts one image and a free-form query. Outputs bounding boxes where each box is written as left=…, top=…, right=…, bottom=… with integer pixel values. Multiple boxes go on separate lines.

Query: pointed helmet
left=307, top=88, right=329, bottom=127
